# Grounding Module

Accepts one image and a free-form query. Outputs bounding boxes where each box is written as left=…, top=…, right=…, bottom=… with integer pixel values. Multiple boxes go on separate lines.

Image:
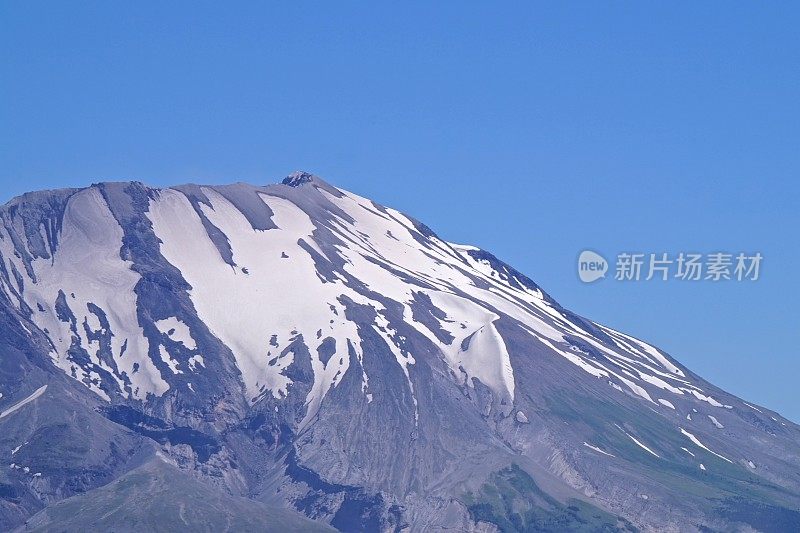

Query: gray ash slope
left=0, top=172, right=798, bottom=532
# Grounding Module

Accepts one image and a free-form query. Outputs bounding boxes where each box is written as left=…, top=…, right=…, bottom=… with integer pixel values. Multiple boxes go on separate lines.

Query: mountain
left=0, top=172, right=798, bottom=532
left=17, top=457, right=334, bottom=533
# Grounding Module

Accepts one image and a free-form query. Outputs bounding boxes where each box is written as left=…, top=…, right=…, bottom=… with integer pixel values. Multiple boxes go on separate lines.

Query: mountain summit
left=282, top=170, right=320, bottom=187
left=0, top=175, right=798, bottom=531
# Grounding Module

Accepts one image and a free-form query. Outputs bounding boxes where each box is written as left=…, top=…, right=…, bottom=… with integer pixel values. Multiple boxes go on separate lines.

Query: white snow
left=0, top=189, right=168, bottom=399
left=637, top=372, right=684, bottom=395
left=679, top=428, right=733, bottom=463
left=708, top=415, right=724, bottom=429
left=158, top=346, right=183, bottom=375
left=322, top=189, right=520, bottom=403
left=583, top=442, right=615, bottom=457
left=418, top=291, right=516, bottom=403
left=317, top=186, right=724, bottom=416
left=187, top=355, right=205, bottom=371
left=685, top=389, right=724, bottom=407
left=743, top=402, right=763, bottom=413
left=0, top=385, right=47, bottom=419
left=3, top=178, right=732, bottom=425
left=538, top=337, right=608, bottom=379
left=457, top=321, right=515, bottom=402
left=155, top=317, right=197, bottom=350
left=599, top=326, right=684, bottom=377
left=700, top=463, right=706, bottom=471
left=602, top=368, right=654, bottom=403
left=680, top=447, right=695, bottom=457
left=448, top=242, right=480, bottom=252
left=149, top=188, right=365, bottom=416
left=616, top=425, right=660, bottom=458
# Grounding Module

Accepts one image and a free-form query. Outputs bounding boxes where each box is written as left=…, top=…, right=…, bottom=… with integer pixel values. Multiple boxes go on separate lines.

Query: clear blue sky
left=2, top=2, right=798, bottom=421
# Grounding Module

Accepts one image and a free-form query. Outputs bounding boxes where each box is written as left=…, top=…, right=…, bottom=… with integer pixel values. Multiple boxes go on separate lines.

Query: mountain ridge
left=0, top=174, right=798, bottom=532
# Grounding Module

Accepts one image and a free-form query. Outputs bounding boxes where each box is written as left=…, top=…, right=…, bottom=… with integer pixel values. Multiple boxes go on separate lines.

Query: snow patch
left=188, top=355, right=205, bottom=371
left=679, top=428, right=733, bottom=463
left=616, top=425, right=660, bottom=458
left=0, top=386, right=47, bottom=419
left=155, top=317, right=197, bottom=350
left=685, top=389, right=723, bottom=407
left=0, top=189, right=169, bottom=399
left=583, top=442, right=615, bottom=457
left=658, top=399, right=675, bottom=409
left=149, top=188, right=363, bottom=409
left=743, top=402, right=763, bottom=413
left=158, top=346, right=183, bottom=375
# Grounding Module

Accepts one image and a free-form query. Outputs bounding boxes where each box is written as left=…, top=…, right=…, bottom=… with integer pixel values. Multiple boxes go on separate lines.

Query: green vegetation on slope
left=18, top=458, right=333, bottom=533
left=463, top=464, right=637, bottom=533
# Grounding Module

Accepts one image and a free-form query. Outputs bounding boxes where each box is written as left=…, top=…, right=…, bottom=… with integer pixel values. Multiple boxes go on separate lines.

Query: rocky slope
left=0, top=172, right=798, bottom=531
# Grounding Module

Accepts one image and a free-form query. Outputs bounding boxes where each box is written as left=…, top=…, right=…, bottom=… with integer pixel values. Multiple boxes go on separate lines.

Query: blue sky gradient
left=2, top=2, right=798, bottom=420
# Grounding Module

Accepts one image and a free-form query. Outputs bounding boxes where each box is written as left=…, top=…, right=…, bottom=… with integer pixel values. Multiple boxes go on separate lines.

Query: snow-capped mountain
left=1, top=173, right=798, bottom=532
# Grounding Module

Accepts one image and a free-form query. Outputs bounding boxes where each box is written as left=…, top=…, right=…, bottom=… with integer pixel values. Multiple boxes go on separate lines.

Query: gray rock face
left=0, top=173, right=798, bottom=532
